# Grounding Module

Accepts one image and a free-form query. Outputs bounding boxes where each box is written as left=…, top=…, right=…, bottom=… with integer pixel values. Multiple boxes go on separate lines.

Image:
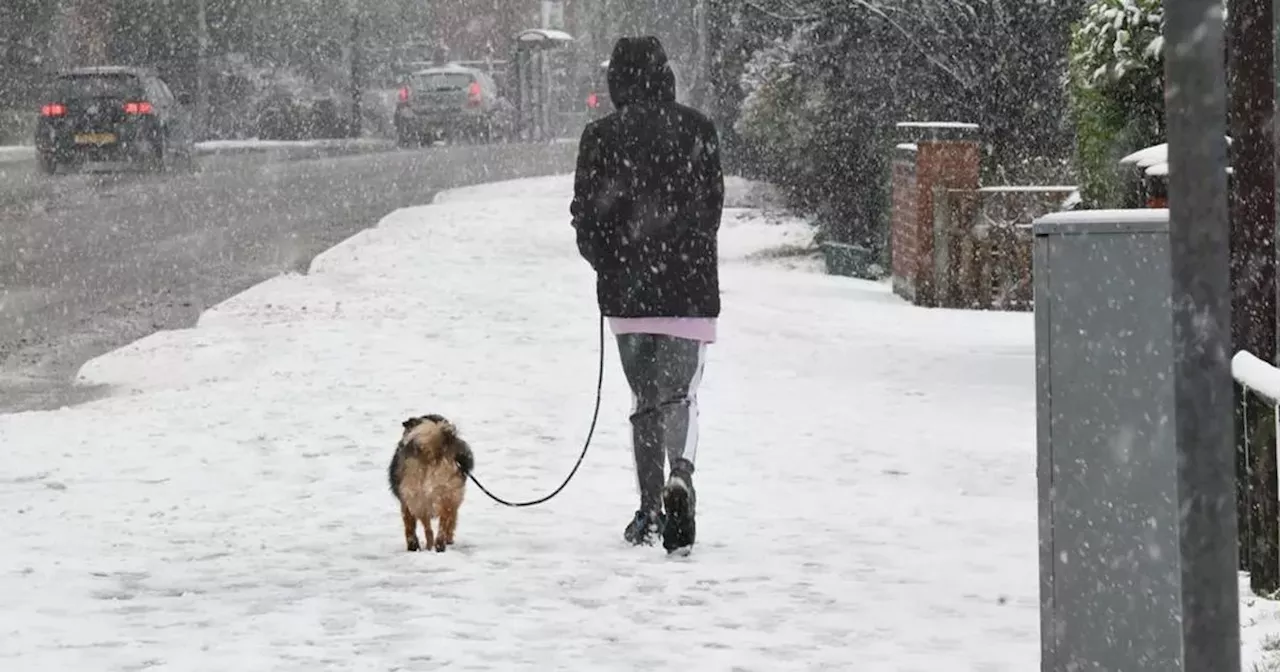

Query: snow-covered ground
left=0, top=174, right=1274, bottom=670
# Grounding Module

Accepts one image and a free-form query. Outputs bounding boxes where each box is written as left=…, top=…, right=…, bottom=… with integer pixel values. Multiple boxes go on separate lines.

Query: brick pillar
left=889, top=123, right=981, bottom=306
left=890, top=146, right=919, bottom=300
left=910, top=140, right=980, bottom=306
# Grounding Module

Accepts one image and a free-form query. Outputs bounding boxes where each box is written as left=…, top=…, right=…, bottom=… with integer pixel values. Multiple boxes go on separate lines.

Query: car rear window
left=55, top=74, right=142, bottom=99
left=412, top=72, right=474, bottom=91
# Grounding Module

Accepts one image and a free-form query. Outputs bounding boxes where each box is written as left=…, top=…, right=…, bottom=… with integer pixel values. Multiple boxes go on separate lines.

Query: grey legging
left=615, top=332, right=707, bottom=513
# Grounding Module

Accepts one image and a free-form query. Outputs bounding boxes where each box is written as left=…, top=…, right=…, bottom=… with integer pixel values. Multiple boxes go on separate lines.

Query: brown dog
left=387, top=414, right=474, bottom=552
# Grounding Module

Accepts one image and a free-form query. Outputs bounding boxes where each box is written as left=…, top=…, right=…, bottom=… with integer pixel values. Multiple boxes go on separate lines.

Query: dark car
left=34, top=66, right=196, bottom=174
left=394, top=64, right=513, bottom=146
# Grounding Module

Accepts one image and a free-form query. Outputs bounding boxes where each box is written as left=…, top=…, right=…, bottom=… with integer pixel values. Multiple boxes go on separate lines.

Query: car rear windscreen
left=56, top=74, right=142, bottom=99
left=412, top=72, right=473, bottom=91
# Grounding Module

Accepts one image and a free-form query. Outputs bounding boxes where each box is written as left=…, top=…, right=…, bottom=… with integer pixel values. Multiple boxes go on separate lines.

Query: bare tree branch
left=845, top=0, right=972, bottom=90
left=742, top=0, right=825, bottom=22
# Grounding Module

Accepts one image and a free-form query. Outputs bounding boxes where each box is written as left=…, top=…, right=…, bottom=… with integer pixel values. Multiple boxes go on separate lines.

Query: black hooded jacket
left=570, top=36, right=724, bottom=319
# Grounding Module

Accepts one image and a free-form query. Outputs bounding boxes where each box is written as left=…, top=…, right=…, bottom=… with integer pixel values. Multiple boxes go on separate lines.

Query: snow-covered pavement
left=0, top=174, right=1273, bottom=670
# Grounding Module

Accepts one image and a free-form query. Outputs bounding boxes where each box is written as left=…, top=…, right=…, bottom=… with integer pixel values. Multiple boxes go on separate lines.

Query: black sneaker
left=623, top=509, right=665, bottom=546
left=662, top=465, right=696, bottom=555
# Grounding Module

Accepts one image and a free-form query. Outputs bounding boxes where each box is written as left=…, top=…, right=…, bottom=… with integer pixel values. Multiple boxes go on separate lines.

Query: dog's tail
left=430, top=419, right=474, bottom=477
left=453, top=436, right=475, bottom=477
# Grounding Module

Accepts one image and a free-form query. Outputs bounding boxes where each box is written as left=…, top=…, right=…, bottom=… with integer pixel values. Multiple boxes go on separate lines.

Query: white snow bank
left=1, top=174, right=1274, bottom=670
left=0, top=138, right=388, bottom=165
left=195, top=137, right=391, bottom=152
left=1233, top=351, right=1280, bottom=402
left=0, top=145, right=34, bottom=164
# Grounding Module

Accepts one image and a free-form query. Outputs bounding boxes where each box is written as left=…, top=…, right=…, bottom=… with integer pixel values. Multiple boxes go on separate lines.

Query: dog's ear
left=402, top=417, right=423, bottom=431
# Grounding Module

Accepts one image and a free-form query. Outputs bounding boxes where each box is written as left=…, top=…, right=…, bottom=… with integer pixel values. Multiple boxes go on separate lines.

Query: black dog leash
left=463, top=313, right=606, bottom=507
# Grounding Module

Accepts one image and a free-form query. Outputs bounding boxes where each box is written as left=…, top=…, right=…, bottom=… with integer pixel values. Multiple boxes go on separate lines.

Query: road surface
left=0, top=141, right=578, bottom=414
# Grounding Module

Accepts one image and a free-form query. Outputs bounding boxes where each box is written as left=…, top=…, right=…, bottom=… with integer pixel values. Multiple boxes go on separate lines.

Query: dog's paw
left=406, top=538, right=421, bottom=552
left=434, top=540, right=447, bottom=553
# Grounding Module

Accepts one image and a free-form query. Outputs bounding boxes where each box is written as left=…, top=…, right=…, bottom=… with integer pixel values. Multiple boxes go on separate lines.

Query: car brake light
left=468, top=82, right=482, bottom=106
left=398, top=86, right=410, bottom=103
left=587, top=93, right=599, bottom=109
left=41, top=103, right=67, bottom=117
left=124, top=101, right=154, bottom=115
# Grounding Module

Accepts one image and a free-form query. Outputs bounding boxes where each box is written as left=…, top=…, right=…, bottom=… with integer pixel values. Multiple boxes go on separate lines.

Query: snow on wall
left=895, top=121, right=980, bottom=130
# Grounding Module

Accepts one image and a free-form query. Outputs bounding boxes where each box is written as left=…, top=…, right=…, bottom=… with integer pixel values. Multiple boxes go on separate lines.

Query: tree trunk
left=1228, top=0, right=1279, bottom=595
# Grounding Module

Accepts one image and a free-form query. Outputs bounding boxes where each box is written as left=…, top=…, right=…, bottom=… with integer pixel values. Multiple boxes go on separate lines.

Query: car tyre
left=172, top=143, right=197, bottom=174
left=149, top=137, right=165, bottom=173
left=36, top=152, right=57, bottom=175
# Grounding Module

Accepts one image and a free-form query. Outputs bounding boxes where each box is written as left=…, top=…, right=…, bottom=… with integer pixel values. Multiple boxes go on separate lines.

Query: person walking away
left=569, top=36, right=724, bottom=556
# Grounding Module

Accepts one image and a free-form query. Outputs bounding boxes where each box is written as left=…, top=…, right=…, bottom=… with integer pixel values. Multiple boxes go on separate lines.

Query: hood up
left=607, top=36, right=676, bottom=108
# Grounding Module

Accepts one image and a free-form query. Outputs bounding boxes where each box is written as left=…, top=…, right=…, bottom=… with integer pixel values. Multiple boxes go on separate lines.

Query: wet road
left=0, top=141, right=577, bottom=414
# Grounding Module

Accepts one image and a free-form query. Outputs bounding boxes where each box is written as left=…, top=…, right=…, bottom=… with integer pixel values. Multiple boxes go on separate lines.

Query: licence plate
left=74, top=132, right=117, bottom=146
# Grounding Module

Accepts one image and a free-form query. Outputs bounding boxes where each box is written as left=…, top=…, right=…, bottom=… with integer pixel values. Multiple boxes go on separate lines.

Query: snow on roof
left=1120, top=136, right=1234, bottom=167
left=411, top=63, right=479, bottom=75
left=1119, top=143, right=1169, bottom=168
left=516, top=28, right=575, bottom=43
left=895, top=121, right=980, bottom=130
left=1143, top=163, right=1234, bottom=177
left=1060, top=190, right=1083, bottom=211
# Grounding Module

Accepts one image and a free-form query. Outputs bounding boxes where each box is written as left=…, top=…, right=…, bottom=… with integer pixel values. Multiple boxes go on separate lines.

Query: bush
left=1065, top=0, right=1170, bottom=207
left=733, top=21, right=893, bottom=251
left=725, top=1, right=1086, bottom=254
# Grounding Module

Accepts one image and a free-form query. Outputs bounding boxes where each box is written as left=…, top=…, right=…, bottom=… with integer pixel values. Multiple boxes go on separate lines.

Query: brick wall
left=890, top=140, right=981, bottom=306
left=890, top=154, right=919, bottom=301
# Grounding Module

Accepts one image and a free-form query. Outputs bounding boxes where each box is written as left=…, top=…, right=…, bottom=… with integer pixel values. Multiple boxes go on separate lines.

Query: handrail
left=1232, top=350, right=1280, bottom=405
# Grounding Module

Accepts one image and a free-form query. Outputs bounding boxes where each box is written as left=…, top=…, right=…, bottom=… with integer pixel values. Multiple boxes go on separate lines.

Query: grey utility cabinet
left=1032, top=209, right=1182, bottom=671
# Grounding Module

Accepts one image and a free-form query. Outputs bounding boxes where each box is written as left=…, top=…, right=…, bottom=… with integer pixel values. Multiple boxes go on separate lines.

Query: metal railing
left=1230, top=349, right=1280, bottom=594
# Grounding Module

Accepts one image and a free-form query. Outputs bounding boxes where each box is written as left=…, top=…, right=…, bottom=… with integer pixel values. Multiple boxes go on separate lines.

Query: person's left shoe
left=624, top=508, right=665, bottom=546
left=662, top=460, right=696, bottom=556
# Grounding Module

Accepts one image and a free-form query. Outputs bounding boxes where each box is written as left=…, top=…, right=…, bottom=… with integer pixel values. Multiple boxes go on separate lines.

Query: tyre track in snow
left=0, top=141, right=577, bottom=414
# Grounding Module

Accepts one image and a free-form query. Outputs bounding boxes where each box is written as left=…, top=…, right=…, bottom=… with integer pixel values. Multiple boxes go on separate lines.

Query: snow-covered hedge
left=1070, top=0, right=1165, bottom=91
left=1066, top=0, right=1168, bottom=208
left=735, top=26, right=824, bottom=172
left=1065, top=0, right=1229, bottom=207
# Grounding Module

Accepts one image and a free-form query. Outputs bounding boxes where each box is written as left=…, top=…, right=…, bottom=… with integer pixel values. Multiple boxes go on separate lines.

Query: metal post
left=195, top=0, right=208, bottom=141
left=1164, top=0, right=1239, bottom=669
left=693, top=0, right=708, bottom=108
left=350, top=10, right=362, bottom=138
left=1229, top=0, right=1279, bottom=594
